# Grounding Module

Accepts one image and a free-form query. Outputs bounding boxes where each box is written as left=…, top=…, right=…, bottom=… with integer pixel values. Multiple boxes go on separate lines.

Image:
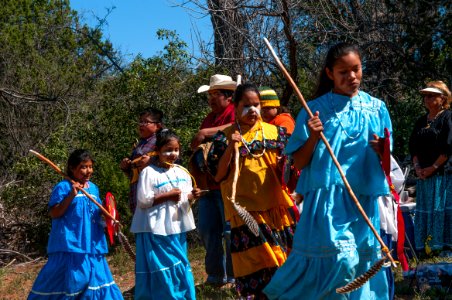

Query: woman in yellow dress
left=210, top=82, right=296, bottom=299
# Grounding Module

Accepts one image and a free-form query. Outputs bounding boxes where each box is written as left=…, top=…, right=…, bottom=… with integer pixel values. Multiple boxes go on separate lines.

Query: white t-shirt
left=130, top=164, right=196, bottom=235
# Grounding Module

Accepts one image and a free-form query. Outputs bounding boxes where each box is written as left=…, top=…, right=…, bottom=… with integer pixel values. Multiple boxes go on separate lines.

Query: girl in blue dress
left=28, top=149, right=123, bottom=299
left=131, top=129, right=201, bottom=300
left=264, top=43, right=392, bottom=299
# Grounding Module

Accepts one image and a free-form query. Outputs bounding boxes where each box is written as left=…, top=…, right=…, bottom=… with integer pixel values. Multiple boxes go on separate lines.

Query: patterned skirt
left=230, top=205, right=296, bottom=299
left=28, top=252, right=123, bottom=299
left=415, top=173, right=452, bottom=252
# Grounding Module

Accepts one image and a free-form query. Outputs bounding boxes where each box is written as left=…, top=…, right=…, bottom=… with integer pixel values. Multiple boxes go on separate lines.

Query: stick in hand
left=263, top=38, right=396, bottom=267
left=29, top=150, right=120, bottom=225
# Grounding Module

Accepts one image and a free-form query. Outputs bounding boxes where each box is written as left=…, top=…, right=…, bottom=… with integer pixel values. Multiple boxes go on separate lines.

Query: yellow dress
left=211, top=121, right=296, bottom=298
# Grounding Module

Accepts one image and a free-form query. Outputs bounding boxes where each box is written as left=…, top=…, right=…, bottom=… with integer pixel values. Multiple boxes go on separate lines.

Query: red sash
left=382, top=128, right=409, bottom=271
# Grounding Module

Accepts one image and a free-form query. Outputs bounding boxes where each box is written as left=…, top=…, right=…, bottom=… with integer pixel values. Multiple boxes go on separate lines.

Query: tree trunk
left=207, top=0, right=245, bottom=76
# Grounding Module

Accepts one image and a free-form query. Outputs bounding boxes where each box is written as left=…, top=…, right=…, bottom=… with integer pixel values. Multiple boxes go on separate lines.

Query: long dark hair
left=66, top=149, right=94, bottom=180
left=312, top=43, right=361, bottom=99
left=233, top=82, right=260, bottom=105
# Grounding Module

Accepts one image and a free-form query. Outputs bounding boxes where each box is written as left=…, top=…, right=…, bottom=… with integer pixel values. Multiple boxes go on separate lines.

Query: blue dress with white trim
left=28, top=180, right=123, bottom=299
left=264, top=91, right=392, bottom=299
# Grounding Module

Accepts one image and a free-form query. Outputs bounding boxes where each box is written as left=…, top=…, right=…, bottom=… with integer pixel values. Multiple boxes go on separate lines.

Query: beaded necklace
left=155, top=162, right=178, bottom=189
left=330, top=91, right=364, bottom=140
left=425, top=110, right=444, bottom=128
left=236, top=121, right=266, bottom=158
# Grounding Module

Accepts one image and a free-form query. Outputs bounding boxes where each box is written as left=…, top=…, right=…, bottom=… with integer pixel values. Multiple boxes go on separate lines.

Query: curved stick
left=168, top=163, right=198, bottom=189
left=229, top=140, right=260, bottom=237
left=231, top=143, right=240, bottom=200
left=263, top=38, right=396, bottom=267
left=164, top=162, right=208, bottom=208
left=29, top=150, right=120, bottom=225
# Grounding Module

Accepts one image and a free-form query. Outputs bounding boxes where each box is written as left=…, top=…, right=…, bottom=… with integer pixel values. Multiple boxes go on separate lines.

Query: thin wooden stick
left=131, top=151, right=157, bottom=166
left=168, top=163, right=198, bottom=189
left=29, top=150, right=120, bottom=225
left=231, top=143, right=240, bottom=200
left=30, top=150, right=138, bottom=261
left=263, top=38, right=396, bottom=267
left=163, top=162, right=205, bottom=208
left=229, top=139, right=260, bottom=236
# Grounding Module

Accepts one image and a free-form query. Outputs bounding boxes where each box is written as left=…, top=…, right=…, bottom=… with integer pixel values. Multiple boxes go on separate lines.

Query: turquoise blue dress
left=264, top=91, right=392, bottom=299
left=28, top=180, right=123, bottom=299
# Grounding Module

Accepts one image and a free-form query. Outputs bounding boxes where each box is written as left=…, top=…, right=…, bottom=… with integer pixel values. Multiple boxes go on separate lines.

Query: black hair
left=312, top=43, right=362, bottom=99
left=140, top=107, right=164, bottom=124
left=233, top=82, right=260, bottom=105
left=155, top=129, right=180, bottom=150
left=66, top=149, right=94, bottom=180
left=218, top=89, right=234, bottom=99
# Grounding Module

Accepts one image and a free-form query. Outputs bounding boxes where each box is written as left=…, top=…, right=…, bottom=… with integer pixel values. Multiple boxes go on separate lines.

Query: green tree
left=0, top=0, right=122, bottom=255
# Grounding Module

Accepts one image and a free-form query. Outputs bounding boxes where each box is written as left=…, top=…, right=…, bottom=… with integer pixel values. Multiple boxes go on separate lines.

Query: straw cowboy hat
left=197, top=74, right=237, bottom=93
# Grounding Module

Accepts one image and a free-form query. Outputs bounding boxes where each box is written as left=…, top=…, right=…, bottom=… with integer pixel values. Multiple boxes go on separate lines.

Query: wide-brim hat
left=197, top=74, right=237, bottom=93
left=259, top=86, right=280, bottom=107
left=419, top=87, right=444, bottom=95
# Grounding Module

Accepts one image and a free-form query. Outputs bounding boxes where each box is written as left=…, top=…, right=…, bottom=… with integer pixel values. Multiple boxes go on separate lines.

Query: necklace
left=330, top=91, right=364, bottom=140
left=236, top=121, right=266, bottom=158
left=426, top=110, right=444, bottom=128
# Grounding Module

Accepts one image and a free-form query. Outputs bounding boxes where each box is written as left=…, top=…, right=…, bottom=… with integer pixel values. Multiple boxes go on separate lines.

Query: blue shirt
left=47, top=180, right=108, bottom=254
left=286, top=91, right=392, bottom=196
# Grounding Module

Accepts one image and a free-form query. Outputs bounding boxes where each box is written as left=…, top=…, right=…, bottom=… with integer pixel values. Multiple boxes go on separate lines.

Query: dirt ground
left=0, top=246, right=236, bottom=300
left=1, top=246, right=450, bottom=300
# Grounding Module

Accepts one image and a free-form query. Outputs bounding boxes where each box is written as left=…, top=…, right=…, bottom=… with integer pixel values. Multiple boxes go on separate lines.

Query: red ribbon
left=382, top=128, right=409, bottom=271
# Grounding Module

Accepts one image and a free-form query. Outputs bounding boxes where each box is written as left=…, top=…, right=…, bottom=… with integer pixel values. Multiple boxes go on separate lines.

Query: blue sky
left=70, top=0, right=213, bottom=60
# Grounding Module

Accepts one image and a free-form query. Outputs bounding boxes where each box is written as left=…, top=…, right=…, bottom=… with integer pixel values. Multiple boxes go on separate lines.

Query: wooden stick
left=229, top=133, right=260, bottom=236
left=231, top=142, right=240, bottom=201
left=29, top=150, right=120, bottom=225
left=131, top=151, right=157, bottom=166
left=263, top=38, right=396, bottom=267
left=167, top=163, right=198, bottom=189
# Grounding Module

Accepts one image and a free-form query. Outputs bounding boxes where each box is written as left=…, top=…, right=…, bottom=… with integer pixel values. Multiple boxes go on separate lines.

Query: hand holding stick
left=29, top=150, right=120, bottom=226
left=263, top=38, right=396, bottom=267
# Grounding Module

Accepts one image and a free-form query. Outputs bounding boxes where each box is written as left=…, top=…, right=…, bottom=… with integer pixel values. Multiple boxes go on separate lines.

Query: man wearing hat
left=191, top=74, right=237, bottom=149
left=259, top=86, right=295, bottom=135
left=191, top=74, right=236, bottom=286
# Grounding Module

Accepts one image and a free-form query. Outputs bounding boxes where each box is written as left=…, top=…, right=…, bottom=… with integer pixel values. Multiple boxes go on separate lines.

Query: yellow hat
left=259, top=87, right=280, bottom=107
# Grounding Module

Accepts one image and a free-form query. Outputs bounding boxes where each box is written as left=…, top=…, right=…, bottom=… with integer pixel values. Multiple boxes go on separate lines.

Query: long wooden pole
left=263, top=38, right=396, bottom=267
left=29, top=150, right=120, bottom=225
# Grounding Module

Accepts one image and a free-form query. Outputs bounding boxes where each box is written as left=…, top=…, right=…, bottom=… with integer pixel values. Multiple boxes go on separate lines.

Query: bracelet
left=432, top=163, right=439, bottom=169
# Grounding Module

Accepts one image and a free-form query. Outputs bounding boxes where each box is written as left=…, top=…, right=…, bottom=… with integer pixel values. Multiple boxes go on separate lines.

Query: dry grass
left=1, top=245, right=450, bottom=300
left=0, top=244, right=236, bottom=300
